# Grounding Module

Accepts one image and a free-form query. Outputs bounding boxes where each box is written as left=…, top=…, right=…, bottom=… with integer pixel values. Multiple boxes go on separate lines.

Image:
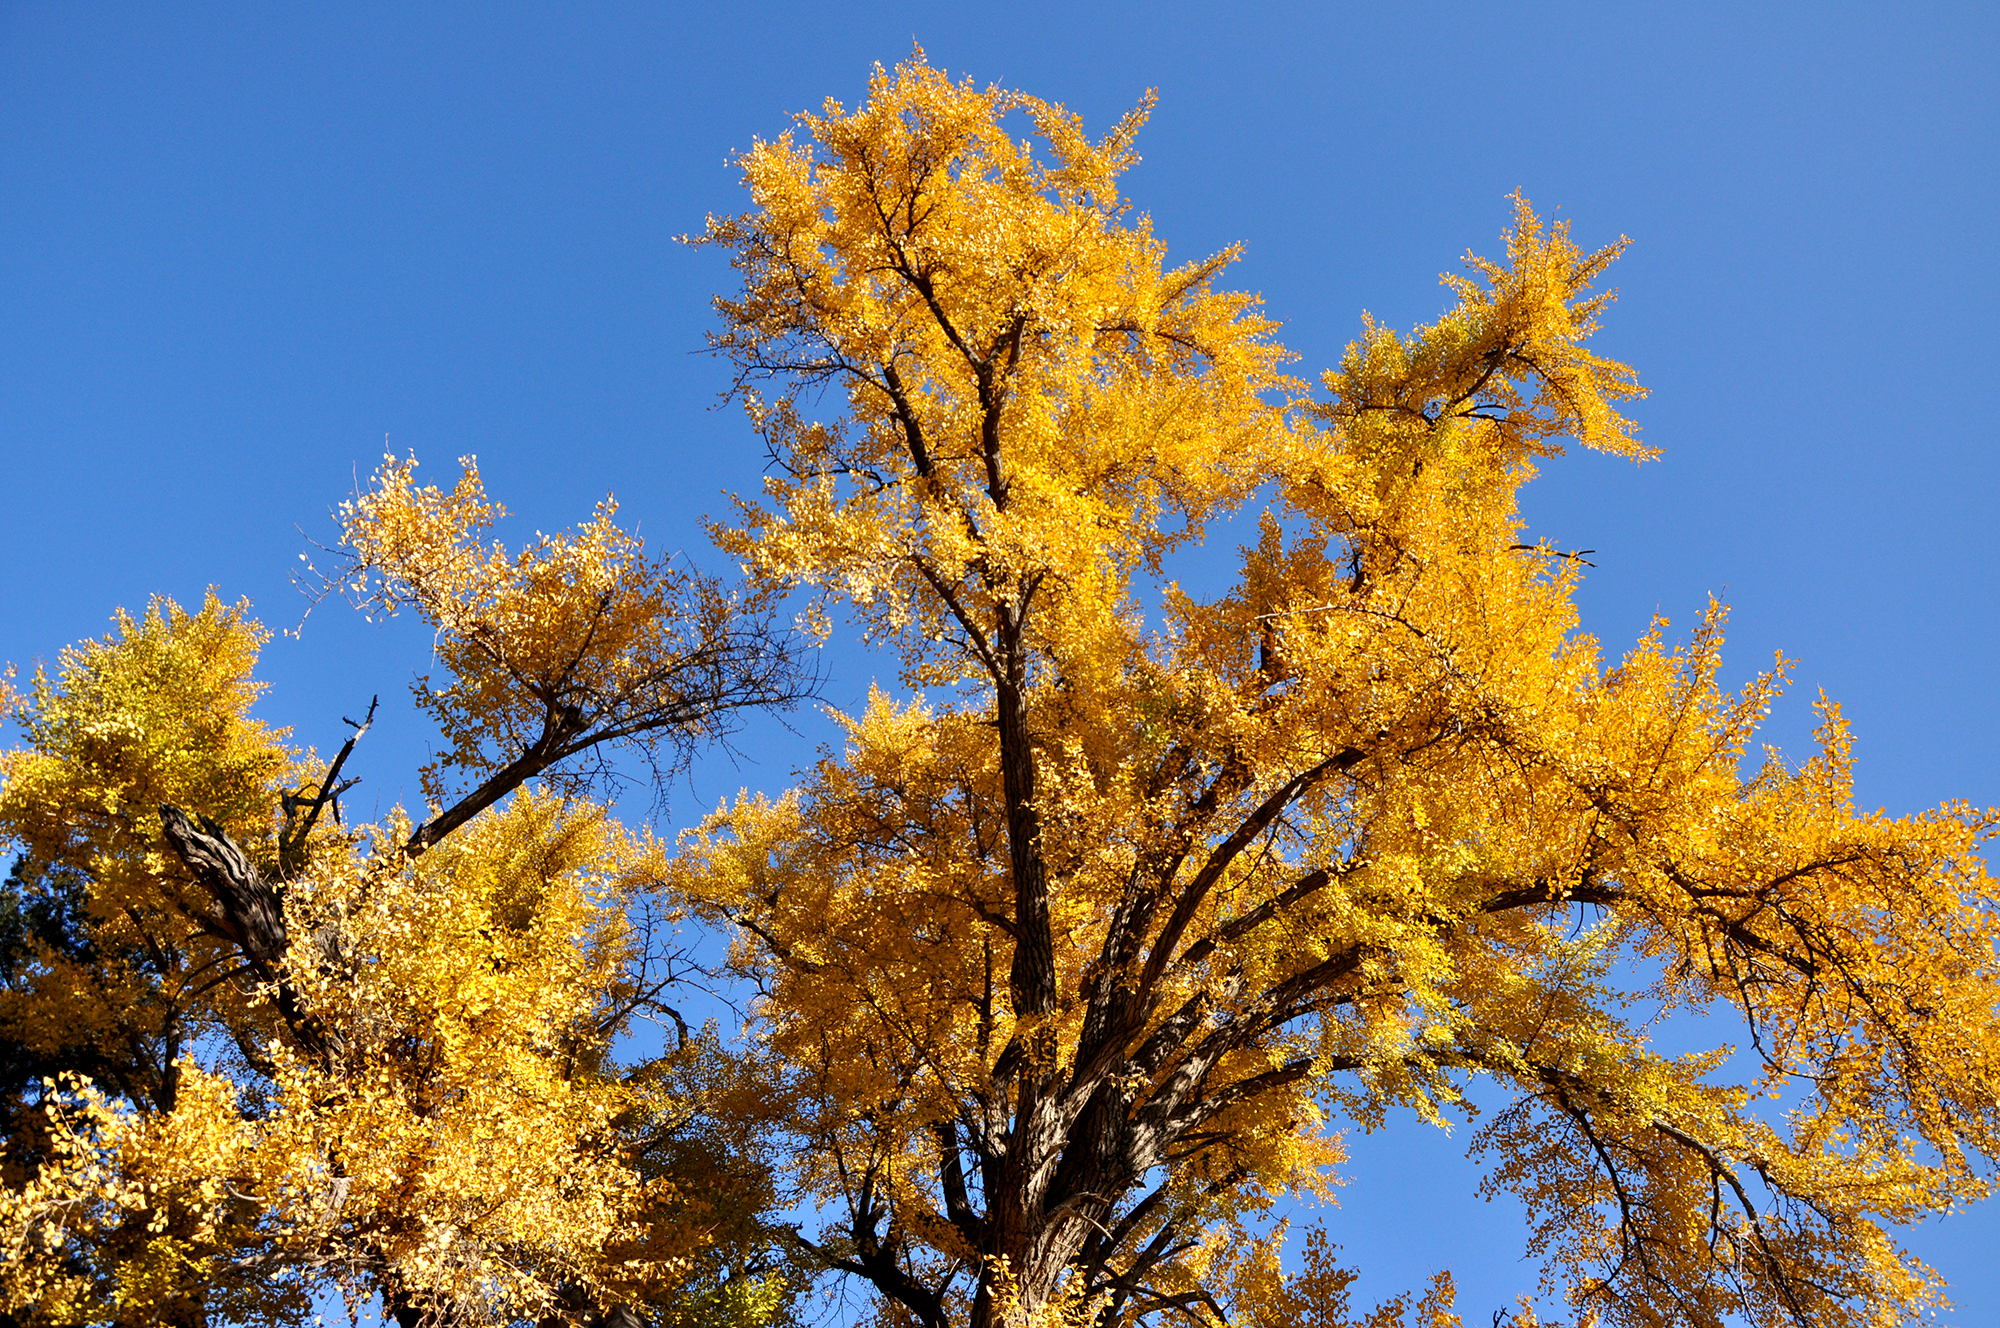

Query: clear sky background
left=3, top=3, right=1995, bottom=1323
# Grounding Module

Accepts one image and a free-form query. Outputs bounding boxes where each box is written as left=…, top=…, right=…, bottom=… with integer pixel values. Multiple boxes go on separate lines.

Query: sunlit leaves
left=1, top=473, right=802, bottom=1322
left=334, top=452, right=801, bottom=838
left=680, top=50, right=2000, bottom=1328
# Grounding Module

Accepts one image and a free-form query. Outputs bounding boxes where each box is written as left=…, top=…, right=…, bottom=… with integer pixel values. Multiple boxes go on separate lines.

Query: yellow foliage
left=698, top=51, right=1294, bottom=686
left=1, top=592, right=299, bottom=911
left=4, top=49, right=1994, bottom=1328
left=2, top=489, right=800, bottom=1322
left=677, top=51, right=2000, bottom=1328
left=1213, top=1224, right=1462, bottom=1328
left=0, top=594, right=308, bottom=1127
left=331, top=451, right=800, bottom=852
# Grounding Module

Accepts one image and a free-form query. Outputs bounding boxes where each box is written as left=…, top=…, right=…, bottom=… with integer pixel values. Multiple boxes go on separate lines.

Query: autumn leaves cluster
left=4, top=53, right=1998, bottom=1328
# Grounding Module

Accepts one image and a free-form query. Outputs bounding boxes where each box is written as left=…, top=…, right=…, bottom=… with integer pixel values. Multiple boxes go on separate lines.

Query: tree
left=4, top=50, right=1995, bottom=1328
left=673, top=54, right=2000, bottom=1328
left=0, top=459, right=809, bottom=1326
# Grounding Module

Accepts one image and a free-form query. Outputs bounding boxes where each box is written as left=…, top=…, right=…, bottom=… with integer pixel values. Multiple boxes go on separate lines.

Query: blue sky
left=3, top=2, right=1996, bottom=1322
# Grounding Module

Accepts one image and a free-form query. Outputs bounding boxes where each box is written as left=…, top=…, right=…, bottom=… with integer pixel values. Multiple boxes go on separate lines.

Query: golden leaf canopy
left=675, top=52, right=2000, bottom=1328
left=1, top=51, right=1994, bottom=1328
